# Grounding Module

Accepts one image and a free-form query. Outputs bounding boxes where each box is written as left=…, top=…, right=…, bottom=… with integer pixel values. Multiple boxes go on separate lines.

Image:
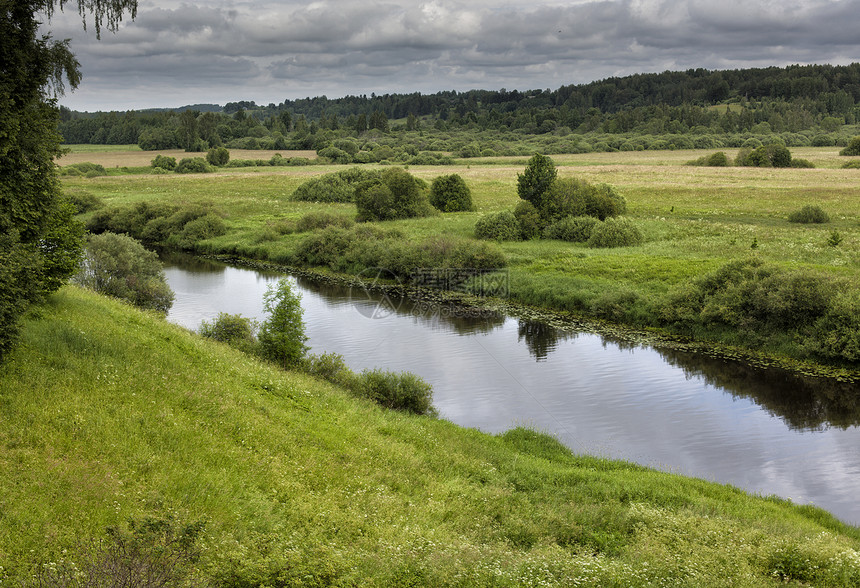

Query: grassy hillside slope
left=1, top=287, right=859, bottom=586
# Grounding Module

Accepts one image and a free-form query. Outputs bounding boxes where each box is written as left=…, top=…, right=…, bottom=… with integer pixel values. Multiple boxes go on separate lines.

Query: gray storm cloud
left=42, top=0, right=860, bottom=110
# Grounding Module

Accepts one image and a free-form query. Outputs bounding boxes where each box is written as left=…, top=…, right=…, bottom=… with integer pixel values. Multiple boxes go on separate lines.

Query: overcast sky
left=44, top=0, right=860, bottom=112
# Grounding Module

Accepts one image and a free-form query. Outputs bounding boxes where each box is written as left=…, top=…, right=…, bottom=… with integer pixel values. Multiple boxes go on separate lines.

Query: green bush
left=61, top=162, right=107, bottom=177
left=790, top=158, right=815, bottom=168
left=429, top=174, right=474, bottom=212
left=170, top=213, right=227, bottom=249
left=258, top=278, right=308, bottom=368
left=517, top=153, right=557, bottom=208
left=151, top=155, right=177, bottom=171
left=295, top=211, right=354, bottom=233
left=206, top=146, right=230, bottom=166
left=539, top=178, right=626, bottom=222
left=687, top=151, right=729, bottom=166
left=838, top=136, right=860, bottom=156
left=175, top=157, right=212, bottom=174
left=65, top=190, right=102, bottom=214
left=737, top=143, right=792, bottom=167
left=544, top=215, right=599, bottom=242
left=353, top=369, right=435, bottom=415
left=291, top=168, right=382, bottom=203
left=73, top=232, right=174, bottom=313
left=513, top=200, right=544, bottom=239
left=475, top=211, right=522, bottom=241
left=660, top=259, right=836, bottom=335
left=200, top=312, right=257, bottom=352
left=807, top=294, right=860, bottom=361
left=788, top=205, right=830, bottom=224
left=318, top=145, right=352, bottom=164
left=587, top=217, right=643, bottom=248
left=354, top=167, right=434, bottom=222
left=842, top=161, right=860, bottom=169
left=302, top=352, right=355, bottom=388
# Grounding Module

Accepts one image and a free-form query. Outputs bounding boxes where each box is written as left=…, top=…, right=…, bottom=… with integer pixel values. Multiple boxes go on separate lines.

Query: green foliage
left=790, top=158, right=815, bottom=168
left=788, top=205, right=830, bottom=224
left=736, top=143, right=793, bottom=167
left=175, top=157, right=212, bottom=174
left=587, top=217, right=644, bottom=248
left=258, top=278, right=308, bottom=368
left=513, top=200, right=544, bottom=239
left=87, top=202, right=225, bottom=251
left=544, top=215, right=600, bottom=242
left=352, top=369, right=435, bottom=415
left=206, top=146, right=230, bottom=166
left=429, top=173, right=474, bottom=212
left=73, top=232, right=174, bottom=313
left=0, top=0, right=112, bottom=359
left=541, top=178, right=627, bottom=222
left=302, top=351, right=355, bottom=388
left=317, top=145, right=352, bottom=164
left=151, top=154, right=177, bottom=170
left=839, top=136, right=860, bottom=156
left=687, top=151, right=729, bottom=166
left=660, top=259, right=836, bottom=337
left=293, top=226, right=505, bottom=279
left=291, top=168, right=381, bottom=203
left=60, top=162, right=107, bottom=177
left=807, top=294, right=860, bottom=361
left=200, top=312, right=257, bottom=353
left=295, top=211, right=354, bottom=233
left=842, top=160, right=860, bottom=169
left=474, top=211, right=522, bottom=241
left=517, top=153, right=557, bottom=207
left=354, top=167, right=434, bottom=222
left=827, top=229, right=844, bottom=247
left=65, top=189, right=103, bottom=214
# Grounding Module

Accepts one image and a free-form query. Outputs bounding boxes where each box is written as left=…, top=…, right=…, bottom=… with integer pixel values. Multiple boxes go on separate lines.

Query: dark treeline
left=59, top=63, right=860, bottom=153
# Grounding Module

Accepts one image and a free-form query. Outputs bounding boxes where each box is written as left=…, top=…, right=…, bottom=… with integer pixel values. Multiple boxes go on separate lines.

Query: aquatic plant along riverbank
left=67, top=146, right=860, bottom=375
left=2, top=285, right=860, bottom=586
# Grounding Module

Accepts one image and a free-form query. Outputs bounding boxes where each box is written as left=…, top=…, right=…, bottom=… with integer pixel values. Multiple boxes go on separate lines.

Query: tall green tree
left=0, top=0, right=137, bottom=360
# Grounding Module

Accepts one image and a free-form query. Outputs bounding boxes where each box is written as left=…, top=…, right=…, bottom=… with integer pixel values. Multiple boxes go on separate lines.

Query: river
left=163, top=255, right=860, bottom=525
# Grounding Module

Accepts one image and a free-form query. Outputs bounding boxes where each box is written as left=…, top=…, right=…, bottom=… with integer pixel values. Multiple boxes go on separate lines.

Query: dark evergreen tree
left=0, top=0, right=136, bottom=360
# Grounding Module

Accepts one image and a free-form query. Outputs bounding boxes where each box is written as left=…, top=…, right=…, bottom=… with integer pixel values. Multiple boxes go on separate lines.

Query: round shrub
left=842, top=161, right=860, bottom=169
left=513, top=200, right=543, bottom=239
left=295, top=211, right=354, bottom=233
left=175, top=157, right=212, bottom=174
left=790, top=158, right=815, bottom=168
left=474, top=211, right=521, bottom=241
left=840, top=136, right=860, bottom=156
left=73, top=232, right=174, bottom=312
left=205, top=146, right=230, bottom=166
left=318, top=145, right=352, bottom=164
left=152, top=155, right=176, bottom=171
left=544, top=215, right=599, bottom=242
left=199, top=312, right=256, bottom=350
left=788, top=205, right=830, bottom=224
left=587, top=217, right=644, bottom=248
left=355, top=167, right=433, bottom=222
left=354, top=369, right=435, bottom=415
left=429, top=174, right=474, bottom=212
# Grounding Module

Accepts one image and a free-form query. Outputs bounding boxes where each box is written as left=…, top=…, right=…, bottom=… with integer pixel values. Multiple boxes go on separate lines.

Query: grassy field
left=2, top=286, right=860, bottom=586
left=62, top=146, right=860, bottom=372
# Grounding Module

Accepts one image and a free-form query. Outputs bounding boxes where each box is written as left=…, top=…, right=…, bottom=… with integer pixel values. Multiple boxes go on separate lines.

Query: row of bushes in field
left=291, top=225, right=505, bottom=280
left=87, top=201, right=227, bottom=250
left=292, top=167, right=474, bottom=215
left=687, top=144, right=814, bottom=167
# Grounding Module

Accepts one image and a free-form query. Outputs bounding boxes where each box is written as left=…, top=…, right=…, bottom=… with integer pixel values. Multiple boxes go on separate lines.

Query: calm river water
left=163, top=256, right=860, bottom=525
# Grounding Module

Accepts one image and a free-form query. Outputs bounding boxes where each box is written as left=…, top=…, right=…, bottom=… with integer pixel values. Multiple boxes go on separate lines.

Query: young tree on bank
left=0, top=0, right=137, bottom=360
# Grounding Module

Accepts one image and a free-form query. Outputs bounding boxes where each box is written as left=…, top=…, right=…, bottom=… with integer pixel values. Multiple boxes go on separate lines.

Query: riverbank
left=65, top=148, right=860, bottom=378
left=2, top=285, right=860, bottom=586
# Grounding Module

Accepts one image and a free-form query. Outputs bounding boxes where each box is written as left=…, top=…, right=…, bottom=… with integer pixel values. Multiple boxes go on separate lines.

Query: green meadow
left=62, top=146, right=860, bottom=373
left=2, top=286, right=860, bottom=586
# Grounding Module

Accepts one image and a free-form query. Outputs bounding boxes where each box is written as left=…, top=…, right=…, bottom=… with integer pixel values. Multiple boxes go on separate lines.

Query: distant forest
left=59, top=63, right=860, bottom=158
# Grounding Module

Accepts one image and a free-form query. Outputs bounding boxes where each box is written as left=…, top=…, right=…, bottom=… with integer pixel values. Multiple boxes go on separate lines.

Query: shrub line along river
left=162, top=254, right=860, bottom=526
